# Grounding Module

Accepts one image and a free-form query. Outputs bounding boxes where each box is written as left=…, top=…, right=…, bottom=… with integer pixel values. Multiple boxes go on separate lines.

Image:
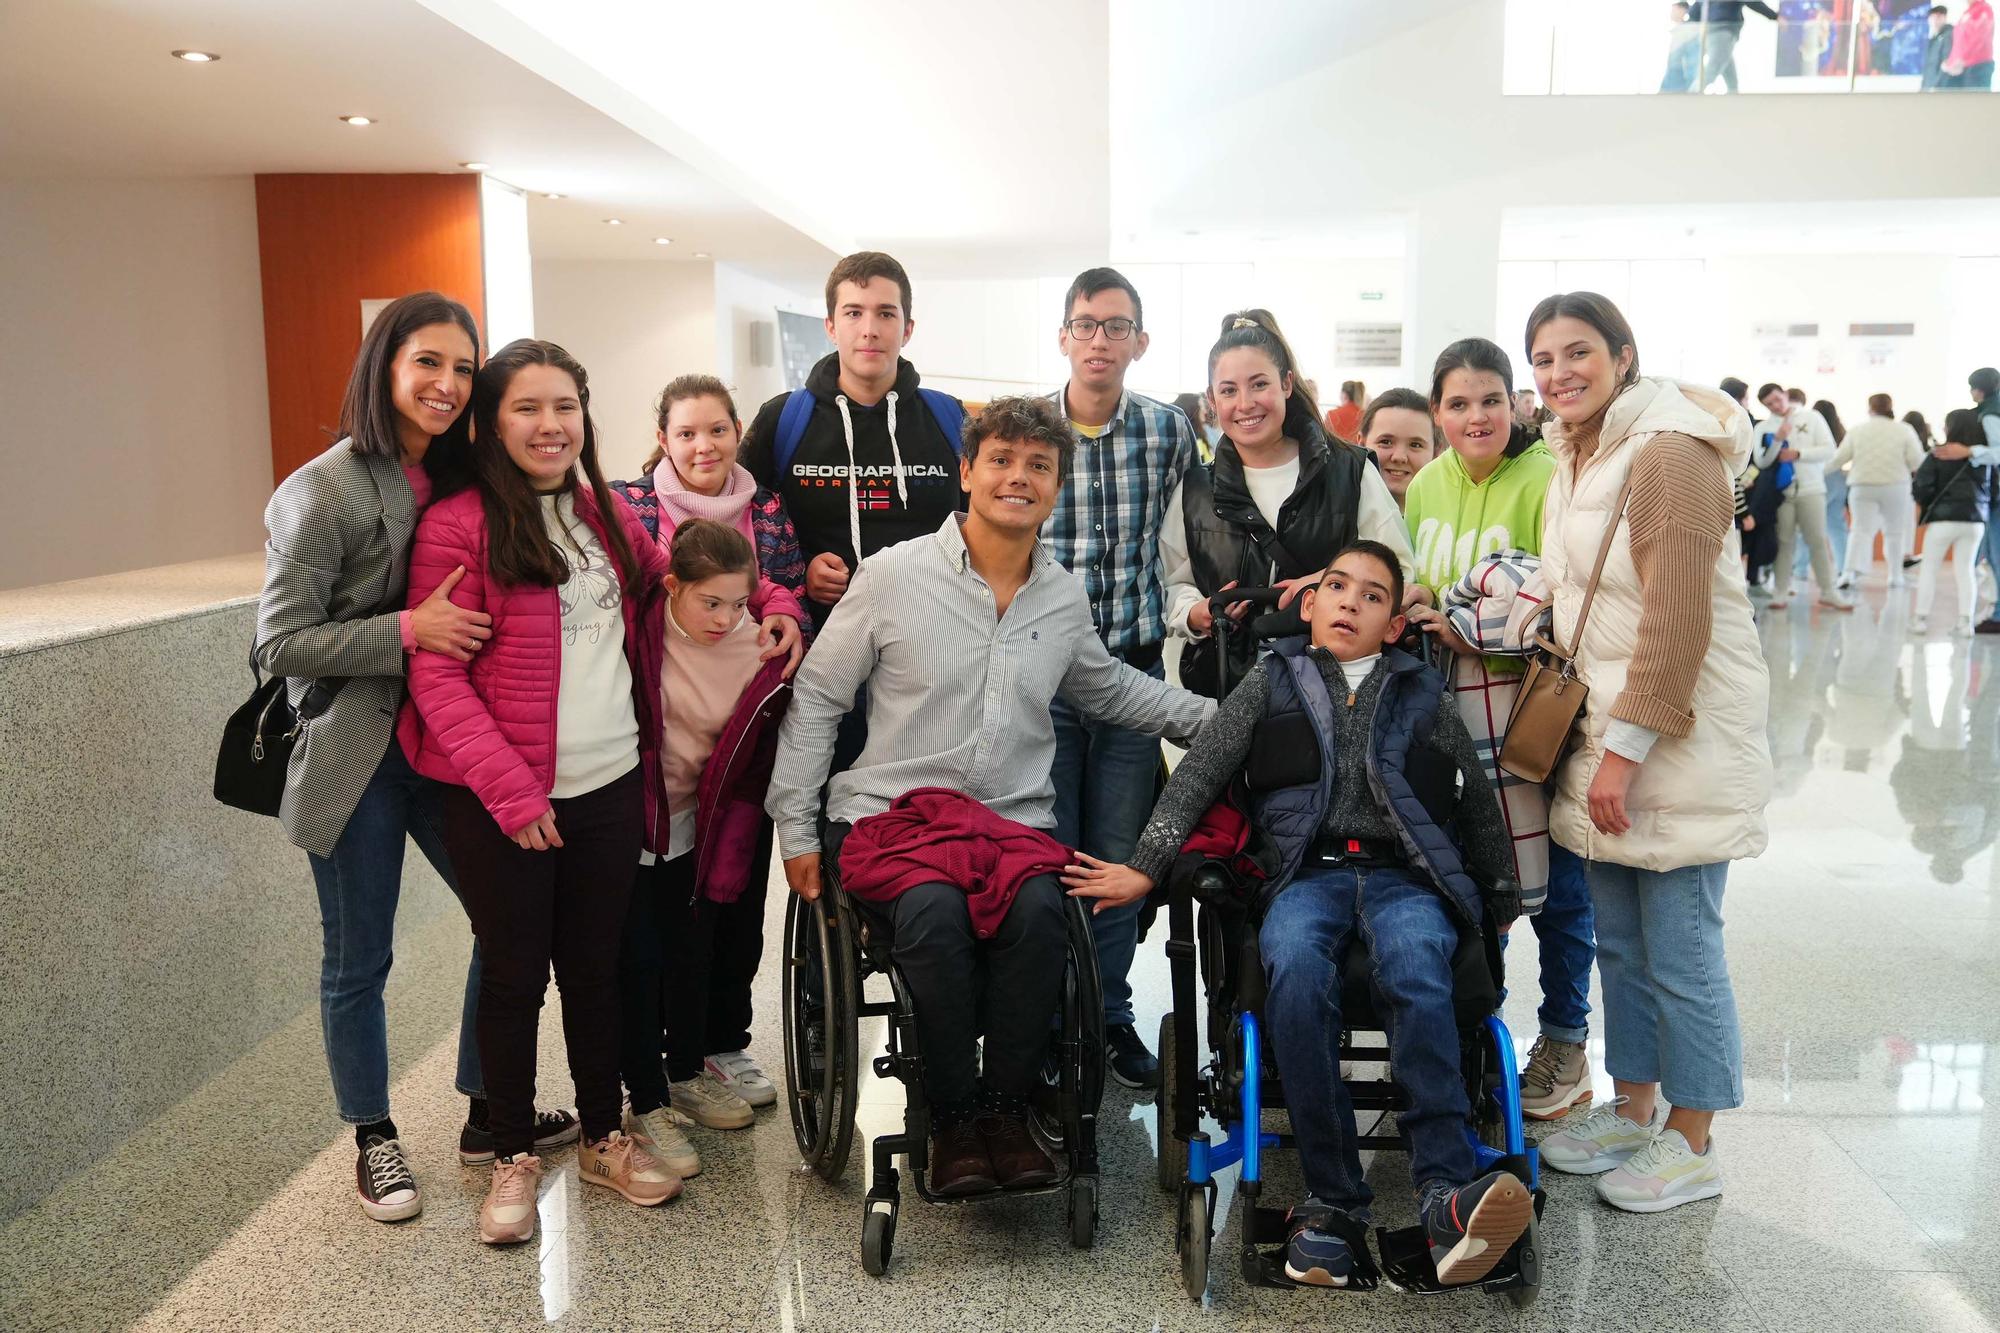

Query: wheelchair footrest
left=1373, top=1187, right=1545, bottom=1296
left=1241, top=1205, right=1382, bottom=1292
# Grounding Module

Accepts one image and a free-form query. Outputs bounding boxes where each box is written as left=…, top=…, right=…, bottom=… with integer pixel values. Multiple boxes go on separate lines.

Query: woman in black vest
left=1160, top=309, right=1416, bottom=698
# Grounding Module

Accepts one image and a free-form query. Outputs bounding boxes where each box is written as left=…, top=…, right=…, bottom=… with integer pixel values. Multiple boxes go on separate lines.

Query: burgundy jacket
left=837, top=788, right=1071, bottom=939
left=398, top=485, right=671, bottom=846
left=691, top=654, right=793, bottom=903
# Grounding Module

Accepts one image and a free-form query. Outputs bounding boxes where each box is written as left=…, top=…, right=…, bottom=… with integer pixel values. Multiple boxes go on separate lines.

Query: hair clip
left=1231, top=316, right=1261, bottom=331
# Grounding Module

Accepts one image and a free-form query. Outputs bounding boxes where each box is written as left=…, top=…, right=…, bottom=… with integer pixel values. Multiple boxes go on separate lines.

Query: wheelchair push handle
left=1208, top=586, right=1291, bottom=621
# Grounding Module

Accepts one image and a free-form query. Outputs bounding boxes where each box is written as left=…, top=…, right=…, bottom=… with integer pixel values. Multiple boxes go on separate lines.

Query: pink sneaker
left=581, top=1131, right=682, bottom=1206
left=478, top=1154, right=543, bottom=1245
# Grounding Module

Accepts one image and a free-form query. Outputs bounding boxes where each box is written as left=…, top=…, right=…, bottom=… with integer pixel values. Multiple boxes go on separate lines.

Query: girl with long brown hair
left=398, top=339, right=682, bottom=1244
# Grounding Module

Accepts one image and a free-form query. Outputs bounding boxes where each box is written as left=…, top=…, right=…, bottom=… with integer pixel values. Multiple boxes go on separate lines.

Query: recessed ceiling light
left=542, top=192, right=565, bottom=200
left=693, top=251, right=710, bottom=259
left=604, top=217, right=623, bottom=226
left=339, top=115, right=375, bottom=126
left=171, top=49, right=220, bottom=63
left=654, top=236, right=673, bottom=246
left=459, top=161, right=489, bottom=171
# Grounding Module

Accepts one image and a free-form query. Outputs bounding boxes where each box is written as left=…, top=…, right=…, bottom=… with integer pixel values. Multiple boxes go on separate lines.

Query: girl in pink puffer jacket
left=398, top=338, right=682, bottom=1247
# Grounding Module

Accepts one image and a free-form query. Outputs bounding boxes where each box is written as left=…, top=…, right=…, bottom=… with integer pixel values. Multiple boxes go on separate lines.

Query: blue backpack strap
left=770, top=388, right=817, bottom=480
left=916, top=388, right=965, bottom=456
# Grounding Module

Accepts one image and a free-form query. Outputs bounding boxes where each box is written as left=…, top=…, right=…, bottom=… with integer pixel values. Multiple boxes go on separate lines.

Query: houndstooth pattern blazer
left=254, top=440, right=422, bottom=858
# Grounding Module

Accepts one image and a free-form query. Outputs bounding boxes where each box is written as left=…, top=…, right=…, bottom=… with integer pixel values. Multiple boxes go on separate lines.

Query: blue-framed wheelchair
left=1155, top=588, right=1544, bottom=1307
left=781, top=852, right=1106, bottom=1276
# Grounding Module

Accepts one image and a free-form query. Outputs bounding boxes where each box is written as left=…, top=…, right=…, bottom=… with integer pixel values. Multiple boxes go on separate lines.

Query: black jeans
left=703, top=819, right=774, bottom=1053
left=619, top=853, right=717, bottom=1109
left=441, top=765, right=641, bottom=1157
left=828, top=822, right=1068, bottom=1112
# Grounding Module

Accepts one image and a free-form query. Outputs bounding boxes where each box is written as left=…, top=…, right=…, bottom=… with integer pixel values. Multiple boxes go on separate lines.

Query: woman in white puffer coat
left=1523, top=292, right=1772, bottom=1218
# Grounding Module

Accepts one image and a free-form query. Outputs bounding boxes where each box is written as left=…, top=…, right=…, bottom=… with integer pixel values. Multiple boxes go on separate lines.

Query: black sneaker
left=356, top=1134, right=422, bottom=1222
left=1283, top=1205, right=1356, bottom=1287
left=1419, top=1170, right=1532, bottom=1287
left=459, top=1107, right=581, bottom=1165
left=1977, top=619, right=2000, bottom=636
left=1105, top=1023, right=1160, bottom=1090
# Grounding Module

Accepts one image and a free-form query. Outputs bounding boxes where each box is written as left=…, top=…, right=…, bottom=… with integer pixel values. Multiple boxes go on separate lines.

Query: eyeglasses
left=1063, top=317, right=1138, bottom=341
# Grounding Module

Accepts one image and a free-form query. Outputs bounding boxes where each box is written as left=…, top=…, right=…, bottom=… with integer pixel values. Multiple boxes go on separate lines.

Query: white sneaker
left=1911, top=616, right=1929, bottom=636
left=1596, top=1129, right=1723, bottom=1213
left=669, top=1071, right=754, bottom=1130
left=706, top=1050, right=778, bottom=1108
left=1956, top=618, right=1976, bottom=639
left=1540, top=1096, right=1666, bottom=1175
left=628, top=1104, right=701, bottom=1177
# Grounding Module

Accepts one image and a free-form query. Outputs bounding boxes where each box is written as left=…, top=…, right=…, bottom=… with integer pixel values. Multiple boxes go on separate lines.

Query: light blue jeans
left=1586, top=859, right=1743, bottom=1111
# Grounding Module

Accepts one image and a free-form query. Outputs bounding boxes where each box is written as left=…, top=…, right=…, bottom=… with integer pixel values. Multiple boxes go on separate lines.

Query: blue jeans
left=1536, top=841, right=1596, bottom=1043
left=306, top=742, right=482, bottom=1124
left=1587, top=859, right=1743, bottom=1111
left=1051, top=658, right=1165, bottom=1029
left=1260, top=866, right=1475, bottom=1210
left=1979, top=519, right=2000, bottom=617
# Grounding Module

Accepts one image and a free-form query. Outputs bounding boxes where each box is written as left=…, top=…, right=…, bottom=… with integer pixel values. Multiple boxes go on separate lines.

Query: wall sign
left=1336, top=322, right=1403, bottom=367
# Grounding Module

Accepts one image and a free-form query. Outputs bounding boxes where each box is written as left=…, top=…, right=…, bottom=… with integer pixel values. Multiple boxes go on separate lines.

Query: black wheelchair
left=1156, top=587, right=1544, bottom=1307
left=781, top=852, right=1107, bottom=1276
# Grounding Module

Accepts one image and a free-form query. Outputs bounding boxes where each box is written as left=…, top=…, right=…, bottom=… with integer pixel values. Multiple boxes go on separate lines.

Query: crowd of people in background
left=252, top=248, right=1993, bottom=1287
left=1659, top=1, right=1995, bottom=92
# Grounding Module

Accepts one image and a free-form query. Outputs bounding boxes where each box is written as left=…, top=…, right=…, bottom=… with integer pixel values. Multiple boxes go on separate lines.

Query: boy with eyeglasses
left=1041, top=267, right=1199, bottom=1089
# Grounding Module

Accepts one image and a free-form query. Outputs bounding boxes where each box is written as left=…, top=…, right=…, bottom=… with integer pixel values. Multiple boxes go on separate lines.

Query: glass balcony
left=1504, top=1, right=1997, bottom=96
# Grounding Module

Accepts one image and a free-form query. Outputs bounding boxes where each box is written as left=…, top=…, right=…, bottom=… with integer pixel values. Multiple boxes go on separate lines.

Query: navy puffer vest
left=1249, top=638, right=1481, bottom=923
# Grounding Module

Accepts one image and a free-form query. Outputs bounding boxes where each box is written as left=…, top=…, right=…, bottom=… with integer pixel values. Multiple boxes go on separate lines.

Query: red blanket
left=837, top=788, right=1071, bottom=940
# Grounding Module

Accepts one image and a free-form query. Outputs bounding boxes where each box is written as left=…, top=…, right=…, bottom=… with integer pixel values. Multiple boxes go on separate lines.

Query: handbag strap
left=1917, top=458, right=1977, bottom=527
left=1562, top=468, right=1637, bottom=660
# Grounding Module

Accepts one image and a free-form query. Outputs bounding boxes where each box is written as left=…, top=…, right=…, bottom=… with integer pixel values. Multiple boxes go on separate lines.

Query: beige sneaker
left=581, top=1131, right=682, bottom=1206
left=670, top=1071, right=754, bottom=1130
left=627, top=1104, right=701, bottom=1178
left=478, top=1154, right=543, bottom=1245
left=1520, top=1036, right=1592, bottom=1120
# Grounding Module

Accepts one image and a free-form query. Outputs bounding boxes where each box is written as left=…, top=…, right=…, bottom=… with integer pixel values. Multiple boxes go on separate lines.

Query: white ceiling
left=420, top=0, right=1112, bottom=274
left=0, top=0, right=833, bottom=271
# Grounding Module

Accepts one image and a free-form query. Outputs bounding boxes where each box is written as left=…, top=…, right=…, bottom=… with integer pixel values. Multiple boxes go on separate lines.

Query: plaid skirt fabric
left=1450, top=651, right=1550, bottom=908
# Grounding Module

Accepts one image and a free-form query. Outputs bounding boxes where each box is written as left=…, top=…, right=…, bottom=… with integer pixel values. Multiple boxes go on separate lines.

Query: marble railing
left=0, top=556, right=463, bottom=1220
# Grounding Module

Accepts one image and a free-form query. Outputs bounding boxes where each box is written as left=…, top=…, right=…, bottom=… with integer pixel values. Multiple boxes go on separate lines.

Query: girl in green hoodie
left=1402, top=337, right=1600, bottom=1123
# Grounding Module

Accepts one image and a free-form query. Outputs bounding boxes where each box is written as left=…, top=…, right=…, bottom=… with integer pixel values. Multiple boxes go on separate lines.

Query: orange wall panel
left=255, top=174, right=485, bottom=485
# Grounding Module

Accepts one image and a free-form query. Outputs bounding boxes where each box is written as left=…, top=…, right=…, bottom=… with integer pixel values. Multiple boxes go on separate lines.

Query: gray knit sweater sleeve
left=1430, top=703, right=1518, bottom=898
left=1128, top=663, right=1273, bottom=884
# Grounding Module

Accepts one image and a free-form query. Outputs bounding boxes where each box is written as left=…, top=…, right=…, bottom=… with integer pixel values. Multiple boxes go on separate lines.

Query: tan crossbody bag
left=1497, top=471, right=1634, bottom=784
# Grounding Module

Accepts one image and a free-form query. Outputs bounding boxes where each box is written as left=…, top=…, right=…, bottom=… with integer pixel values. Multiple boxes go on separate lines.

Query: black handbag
left=213, top=656, right=300, bottom=816
left=214, top=656, right=351, bottom=816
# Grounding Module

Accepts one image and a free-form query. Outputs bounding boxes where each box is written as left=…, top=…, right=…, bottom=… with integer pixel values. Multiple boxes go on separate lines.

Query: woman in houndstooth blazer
left=254, top=292, right=577, bottom=1225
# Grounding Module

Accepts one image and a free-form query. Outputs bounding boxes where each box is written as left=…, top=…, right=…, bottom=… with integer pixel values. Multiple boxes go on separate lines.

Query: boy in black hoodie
left=741, top=251, right=965, bottom=631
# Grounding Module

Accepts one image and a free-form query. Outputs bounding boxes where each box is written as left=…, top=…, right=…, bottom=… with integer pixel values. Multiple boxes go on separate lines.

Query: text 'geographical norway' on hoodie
left=1403, top=438, right=1557, bottom=595
left=740, top=353, right=964, bottom=573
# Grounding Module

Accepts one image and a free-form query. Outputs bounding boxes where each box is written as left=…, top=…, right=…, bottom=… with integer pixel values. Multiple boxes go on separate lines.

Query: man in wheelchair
left=767, top=396, right=1213, bottom=1198
left=1065, top=540, right=1537, bottom=1288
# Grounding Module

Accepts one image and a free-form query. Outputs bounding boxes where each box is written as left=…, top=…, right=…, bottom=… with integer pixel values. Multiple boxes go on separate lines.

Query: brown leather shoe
left=929, top=1118, right=997, bottom=1197
left=978, top=1112, right=1057, bottom=1189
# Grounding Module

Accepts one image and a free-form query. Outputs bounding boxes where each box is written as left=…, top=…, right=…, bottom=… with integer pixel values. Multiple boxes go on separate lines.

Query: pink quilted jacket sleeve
left=406, top=496, right=549, bottom=837
left=750, top=573, right=805, bottom=626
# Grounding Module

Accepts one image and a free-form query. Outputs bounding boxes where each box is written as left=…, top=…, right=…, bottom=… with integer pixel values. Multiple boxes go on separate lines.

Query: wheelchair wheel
left=861, top=1197, right=897, bottom=1278
left=1155, top=1011, right=1186, bottom=1193
left=781, top=890, right=858, bottom=1180
left=1176, top=1184, right=1210, bottom=1302
left=1067, top=1175, right=1098, bottom=1249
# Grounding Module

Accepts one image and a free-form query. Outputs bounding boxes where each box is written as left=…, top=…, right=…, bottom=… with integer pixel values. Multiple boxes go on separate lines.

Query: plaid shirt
left=1042, top=386, right=1197, bottom=655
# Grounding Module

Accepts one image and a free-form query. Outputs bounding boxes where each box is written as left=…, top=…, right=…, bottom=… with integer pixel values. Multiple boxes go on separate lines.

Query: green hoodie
left=1403, top=440, right=1557, bottom=596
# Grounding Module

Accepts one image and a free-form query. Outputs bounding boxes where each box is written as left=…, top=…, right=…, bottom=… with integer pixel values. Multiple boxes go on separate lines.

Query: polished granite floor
left=9, top=574, right=2000, bottom=1332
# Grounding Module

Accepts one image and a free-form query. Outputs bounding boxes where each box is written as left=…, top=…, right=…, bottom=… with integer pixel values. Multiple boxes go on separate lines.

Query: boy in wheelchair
left=1065, top=539, right=1536, bottom=1289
